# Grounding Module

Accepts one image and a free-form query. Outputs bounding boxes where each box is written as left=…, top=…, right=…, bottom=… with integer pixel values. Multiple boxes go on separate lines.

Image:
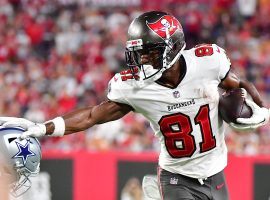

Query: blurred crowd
left=0, top=0, right=269, bottom=155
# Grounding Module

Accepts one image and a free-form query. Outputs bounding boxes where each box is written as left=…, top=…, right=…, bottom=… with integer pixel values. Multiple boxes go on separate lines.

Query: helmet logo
left=12, top=140, right=36, bottom=165
left=146, top=15, right=182, bottom=39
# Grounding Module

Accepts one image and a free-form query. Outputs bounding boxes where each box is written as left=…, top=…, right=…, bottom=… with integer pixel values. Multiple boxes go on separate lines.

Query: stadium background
left=1, top=0, right=269, bottom=199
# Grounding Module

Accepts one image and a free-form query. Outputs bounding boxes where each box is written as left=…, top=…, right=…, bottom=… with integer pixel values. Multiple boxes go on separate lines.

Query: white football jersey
left=107, top=44, right=231, bottom=179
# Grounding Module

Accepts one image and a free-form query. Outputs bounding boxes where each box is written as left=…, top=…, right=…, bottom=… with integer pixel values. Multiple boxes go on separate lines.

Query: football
left=219, top=88, right=252, bottom=124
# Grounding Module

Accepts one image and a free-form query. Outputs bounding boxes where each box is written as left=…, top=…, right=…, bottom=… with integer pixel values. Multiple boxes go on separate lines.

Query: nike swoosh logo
left=216, top=183, right=225, bottom=190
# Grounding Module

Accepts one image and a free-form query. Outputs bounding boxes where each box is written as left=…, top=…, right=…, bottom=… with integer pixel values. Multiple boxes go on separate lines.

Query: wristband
left=47, top=117, right=65, bottom=137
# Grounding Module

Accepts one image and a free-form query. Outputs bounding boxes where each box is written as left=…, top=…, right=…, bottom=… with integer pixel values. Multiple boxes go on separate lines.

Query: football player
left=0, top=126, right=41, bottom=197
left=0, top=11, right=269, bottom=200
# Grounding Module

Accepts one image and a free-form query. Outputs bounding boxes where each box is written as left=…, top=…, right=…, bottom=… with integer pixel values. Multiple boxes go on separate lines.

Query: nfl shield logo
left=170, top=177, right=178, bottom=185
left=173, top=91, right=180, bottom=98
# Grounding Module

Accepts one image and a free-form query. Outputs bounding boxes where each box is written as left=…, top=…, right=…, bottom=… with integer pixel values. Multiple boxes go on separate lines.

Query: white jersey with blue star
left=107, top=44, right=231, bottom=179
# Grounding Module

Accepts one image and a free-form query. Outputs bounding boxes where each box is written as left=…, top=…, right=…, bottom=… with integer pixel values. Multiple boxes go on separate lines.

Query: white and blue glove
left=0, top=117, right=46, bottom=139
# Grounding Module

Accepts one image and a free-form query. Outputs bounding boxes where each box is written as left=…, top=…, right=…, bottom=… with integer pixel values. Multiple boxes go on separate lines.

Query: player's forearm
left=239, top=80, right=265, bottom=107
left=44, top=101, right=132, bottom=136
left=45, top=107, right=95, bottom=135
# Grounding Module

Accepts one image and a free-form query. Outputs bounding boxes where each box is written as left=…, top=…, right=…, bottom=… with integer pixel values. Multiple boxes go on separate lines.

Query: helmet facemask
left=125, top=38, right=186, bottom=86
left=11, top=162, right=40, bottom=197
left=125, top=42, right=165, bottom=81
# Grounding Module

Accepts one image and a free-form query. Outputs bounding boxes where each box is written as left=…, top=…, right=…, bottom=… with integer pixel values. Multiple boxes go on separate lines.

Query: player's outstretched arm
left=0, top=100, right=132, bottom=138
left=46, top=100, right=132, bottom=135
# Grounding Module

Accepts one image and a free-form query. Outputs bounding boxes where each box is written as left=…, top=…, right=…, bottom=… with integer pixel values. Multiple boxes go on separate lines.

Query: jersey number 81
left=158, top=104, right=216, bottom=158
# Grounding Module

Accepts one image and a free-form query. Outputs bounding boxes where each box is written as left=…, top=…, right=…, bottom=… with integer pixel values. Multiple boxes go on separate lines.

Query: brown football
left=219, top=88, right=253, bottom=124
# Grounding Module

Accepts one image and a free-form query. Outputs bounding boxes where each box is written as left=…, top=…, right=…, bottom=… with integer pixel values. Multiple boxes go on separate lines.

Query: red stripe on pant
left=157, top=166, right=164, bottom=200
